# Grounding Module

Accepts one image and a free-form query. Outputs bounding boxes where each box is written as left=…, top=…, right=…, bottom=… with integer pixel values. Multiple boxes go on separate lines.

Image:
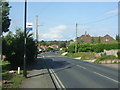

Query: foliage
left=0, top=1, right=11, bottom=32
left=2, top=29, right=37, bottom=69
left=68, top=42, right=119, bottom=53
left=90, top=37, right=94, bottom=43
left=59, top=41, right=66, bottom=48
left=94, top=55, right=118, bottom=64
left=66, top=52, right=96, bottom=60
left=1, top=60, right=24, bottom=88
left=117, top=52, right=120, bottom=59
left=98, top=36, right=101, bottom=43
left=68, top=43, right=76, bottom=53
left=46, top=47, right=53, bottom=51
left=116, top=34, right=120, bottom=42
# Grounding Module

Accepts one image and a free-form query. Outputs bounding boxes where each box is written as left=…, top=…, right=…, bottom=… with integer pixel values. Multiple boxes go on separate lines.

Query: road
left=40, top=52, right=119, bottom=88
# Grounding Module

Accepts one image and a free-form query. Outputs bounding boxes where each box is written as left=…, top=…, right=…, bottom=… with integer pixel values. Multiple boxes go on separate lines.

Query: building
left=48, top=45, right=59, bottom=49
left=39, top=46, right=48, bottom=51
left=77, top=32, right=115, bottom=43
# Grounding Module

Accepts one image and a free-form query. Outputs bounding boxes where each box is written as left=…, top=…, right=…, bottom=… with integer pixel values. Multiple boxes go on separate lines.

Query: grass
left=1, top=60, right=24, bottom=88
left=57, top=51, right=65, bottom=55
left=94, top=55, right=118, bottom=64
left=65, top=52, right=96, bottom=60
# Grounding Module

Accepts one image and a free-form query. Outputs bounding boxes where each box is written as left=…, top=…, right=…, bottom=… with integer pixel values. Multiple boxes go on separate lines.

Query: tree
left=0, top=1, right=11, bottom=32
left=79, top=39, right=84, bottom=43
left=98, top=36, right=101, bottom=43
left=116, top=34, right=120, bottom=42
left=91, top=37, right=94, bottom=43
left=2, top=29, right=37, bottom=69
left=59, top=41, right=66, bottom=48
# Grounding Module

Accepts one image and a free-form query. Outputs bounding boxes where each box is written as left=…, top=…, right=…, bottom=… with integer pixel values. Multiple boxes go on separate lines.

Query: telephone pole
left=23, top=0, right=27, bottom=78
left=75, top=23, right=78, bottom=53
left=36, top=15, right=38, bottom=41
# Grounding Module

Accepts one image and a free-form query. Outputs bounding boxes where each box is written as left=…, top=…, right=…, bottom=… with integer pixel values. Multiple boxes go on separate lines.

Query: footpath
left=20, top=56, right=55, bottom=88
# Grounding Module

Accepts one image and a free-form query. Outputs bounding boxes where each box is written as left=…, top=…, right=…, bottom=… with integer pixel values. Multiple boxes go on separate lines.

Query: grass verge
left=94, top=55, right=119, bottom=64
left=0, top=60, right=24, bottom=88
left=65, top=52, right=96, bottom=60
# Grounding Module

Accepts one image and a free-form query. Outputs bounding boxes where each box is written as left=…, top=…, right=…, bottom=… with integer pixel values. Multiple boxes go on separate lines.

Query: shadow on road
left=26, top=56, right=78, bottom=78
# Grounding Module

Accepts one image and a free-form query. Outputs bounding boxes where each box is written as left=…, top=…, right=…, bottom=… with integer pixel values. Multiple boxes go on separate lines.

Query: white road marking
left=76, top=65, right=119, bottom=84
left=77, top=65, right=87, bottom=69
left=51, top=69, right=66, bottom=89
left=43, top=54, right=119, bottom=86
left=49, top=69, right=61, bottom=88
left=93, top=72, right=119, bottom=83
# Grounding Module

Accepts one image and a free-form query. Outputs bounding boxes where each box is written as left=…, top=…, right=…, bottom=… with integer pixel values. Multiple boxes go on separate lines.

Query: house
left=101, top=34, right=115, bottom=42
left=78, top=32, right=92, bottom=42
left=48, top=45, right=59, bottom=49
left=39, top=46, right=48, bottom=50
left=77, top=32, right=115, bottom=43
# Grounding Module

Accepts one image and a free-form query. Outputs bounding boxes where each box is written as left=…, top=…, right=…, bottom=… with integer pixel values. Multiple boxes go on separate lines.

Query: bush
left=2, top=29, right=37, bottom=69
left=68, top=43, right=76, bottom=53
left=94, top=55, right=117, bottom=64
left=117, top=52, right=120, bottom=59
left=68, top=42, right=119, bottom=53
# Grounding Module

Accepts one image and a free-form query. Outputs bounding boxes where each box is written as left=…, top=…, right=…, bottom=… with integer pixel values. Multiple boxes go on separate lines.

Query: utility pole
left=0, top=5, right=2, bottom=60
left=36, top=15, right=38, bottom=41
left=75, top=23, right=78, bottom=53
left=23, top=0, right=27, bottom=78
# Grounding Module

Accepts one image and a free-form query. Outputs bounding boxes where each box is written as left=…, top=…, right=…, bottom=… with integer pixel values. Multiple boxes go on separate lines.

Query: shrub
left=94, top=55, right=117, bottom=64
left=2, top=29, right=37, bottom=69
left=68, top=42, right=119, bottom=53
left=117, top=52, right=120, bottom=59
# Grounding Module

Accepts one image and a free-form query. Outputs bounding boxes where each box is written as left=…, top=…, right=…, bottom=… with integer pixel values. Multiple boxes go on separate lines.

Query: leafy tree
left=59, top=41, right=66, bottom=48
left=0, top=1, right=11, bottom=32
left=116, top=34, right=120, bottom=42
left=98, top=36, right=101, bottom=43
left=91, top=37, right=94, bottom=43
left=79, top=39, right=84, bottom=43
left=2, top=29, right=37, bottom=69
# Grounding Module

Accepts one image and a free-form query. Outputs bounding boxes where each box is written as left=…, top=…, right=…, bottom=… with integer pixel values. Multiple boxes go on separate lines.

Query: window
left=105, top=39, right=109, bottom=42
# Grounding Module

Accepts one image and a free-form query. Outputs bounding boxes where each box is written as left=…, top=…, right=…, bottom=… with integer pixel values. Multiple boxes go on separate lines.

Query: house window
left=105, top=39, right=109, bottom=42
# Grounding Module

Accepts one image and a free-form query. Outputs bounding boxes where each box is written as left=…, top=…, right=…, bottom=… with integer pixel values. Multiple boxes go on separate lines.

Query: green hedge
left=68, top=42, right=119, bottom=53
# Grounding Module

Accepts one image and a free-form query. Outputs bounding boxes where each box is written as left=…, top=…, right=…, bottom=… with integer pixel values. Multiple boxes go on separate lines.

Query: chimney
left=85, top=31, right=87, bottom=37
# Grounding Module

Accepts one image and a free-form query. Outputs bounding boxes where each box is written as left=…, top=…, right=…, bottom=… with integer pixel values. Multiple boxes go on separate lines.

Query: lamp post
left=23, top=0, right=27, bottom=78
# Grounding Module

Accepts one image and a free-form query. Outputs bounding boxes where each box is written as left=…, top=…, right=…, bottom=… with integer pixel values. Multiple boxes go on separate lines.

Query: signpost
left=26, top=23, right=33, bottom=31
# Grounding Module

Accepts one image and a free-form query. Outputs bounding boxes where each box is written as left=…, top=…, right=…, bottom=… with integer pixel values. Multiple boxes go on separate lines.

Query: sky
left=7, top=1, right=118, bottom=41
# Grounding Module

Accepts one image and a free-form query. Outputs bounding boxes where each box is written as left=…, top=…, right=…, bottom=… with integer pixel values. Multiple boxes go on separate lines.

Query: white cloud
left=106, top=9, right=118, bottom=15
left=40, top=25, right=67, bottom=40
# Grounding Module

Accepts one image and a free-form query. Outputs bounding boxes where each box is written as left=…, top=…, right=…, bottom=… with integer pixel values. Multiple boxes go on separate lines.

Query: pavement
left=20, top=57, right=55, bottom=88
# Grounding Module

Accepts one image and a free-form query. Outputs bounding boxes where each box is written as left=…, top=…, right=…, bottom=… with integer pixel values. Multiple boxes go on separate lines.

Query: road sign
left=26, top=23, right=32, bottom=31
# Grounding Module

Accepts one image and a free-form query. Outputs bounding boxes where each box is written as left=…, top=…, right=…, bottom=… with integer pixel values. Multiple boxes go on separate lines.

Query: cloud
left=106, top=9, right=119, bottom=15
left=40, top=25, right=67, bottom=40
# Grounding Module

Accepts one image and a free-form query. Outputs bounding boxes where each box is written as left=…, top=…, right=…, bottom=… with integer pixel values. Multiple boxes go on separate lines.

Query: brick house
left=77, top=32, right=115, bottom=43
left=39, top=46, right=48, bottom=50
left=48, top=45, right=59, bottom=49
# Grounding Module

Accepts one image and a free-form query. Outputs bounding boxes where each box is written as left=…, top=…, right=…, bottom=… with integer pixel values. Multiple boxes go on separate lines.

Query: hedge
left=68, top=42, right=119, bottom=53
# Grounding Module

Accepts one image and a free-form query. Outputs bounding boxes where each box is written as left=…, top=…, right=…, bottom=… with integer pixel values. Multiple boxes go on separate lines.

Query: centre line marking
left=93, top=71, right=119, bottom=83
left=77, top=65, right=87, bottom=69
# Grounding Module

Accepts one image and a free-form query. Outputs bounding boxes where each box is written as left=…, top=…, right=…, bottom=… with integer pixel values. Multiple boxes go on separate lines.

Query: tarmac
left=20, top=57, right=55, bottom=88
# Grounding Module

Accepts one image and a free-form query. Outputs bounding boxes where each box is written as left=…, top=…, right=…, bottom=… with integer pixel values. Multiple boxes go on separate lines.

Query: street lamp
left=23, top=0, right=27, bottom=78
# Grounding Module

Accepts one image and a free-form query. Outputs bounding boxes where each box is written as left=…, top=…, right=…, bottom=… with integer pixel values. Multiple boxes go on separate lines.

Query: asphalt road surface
left=40, top=52, right=119, bottom=88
